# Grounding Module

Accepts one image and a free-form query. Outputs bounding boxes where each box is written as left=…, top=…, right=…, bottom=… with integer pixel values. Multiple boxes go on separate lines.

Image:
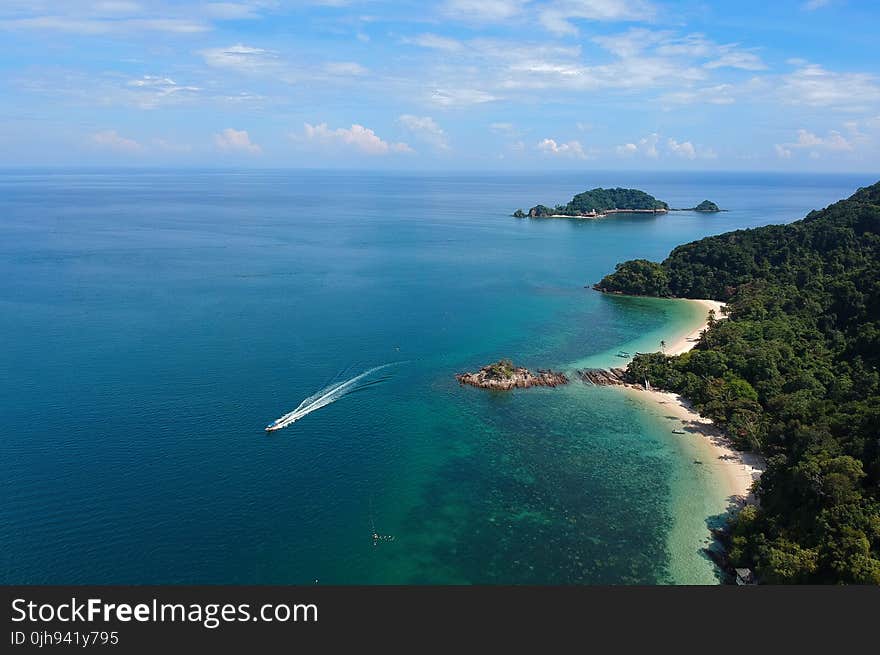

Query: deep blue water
left=0, top=170, right=873, bottom=584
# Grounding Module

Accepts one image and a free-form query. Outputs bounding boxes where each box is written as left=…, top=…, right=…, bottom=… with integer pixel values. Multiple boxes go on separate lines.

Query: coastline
left=620, top=385, right=765, bottom=502
left=663, top=299, right=725, bottom=356
left=571, top=295, right=763, bottom=506
left=611, top=297, right=764, bottom=582
left=539, top=209, right=668, bottom=219
left=622, top=298, right=764, bottom=501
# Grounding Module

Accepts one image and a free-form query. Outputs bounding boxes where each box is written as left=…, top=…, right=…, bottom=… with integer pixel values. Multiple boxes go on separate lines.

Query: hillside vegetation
left=596, top=182, right=880, bottom=584
left=515, top=187, right=668, bottom=217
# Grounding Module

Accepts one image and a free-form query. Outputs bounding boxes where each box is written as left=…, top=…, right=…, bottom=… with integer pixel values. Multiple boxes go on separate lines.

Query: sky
left=1, top=0, right=878, bottom=170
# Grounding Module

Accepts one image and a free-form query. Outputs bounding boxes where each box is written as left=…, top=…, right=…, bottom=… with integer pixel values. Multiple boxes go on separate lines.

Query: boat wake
left=265, top=363, right=399, bottom=432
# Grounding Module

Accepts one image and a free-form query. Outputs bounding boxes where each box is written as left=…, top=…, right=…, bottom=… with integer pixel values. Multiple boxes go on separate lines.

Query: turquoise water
left=0, top=170, right=872, bottom=584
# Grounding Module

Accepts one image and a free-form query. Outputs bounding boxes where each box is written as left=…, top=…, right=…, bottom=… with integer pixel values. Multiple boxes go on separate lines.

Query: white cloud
left=91, top=1, right=142, bottom=13
left=436, top=0, right=655, bottom=33
left=599, top=30, right=766, bottom=71
left=0, top=16, right=210, bottom=34
left=396, top=28, right=771, bottom=110
left=441, top=0, right=527, bottom=22
left=300, top=123, right=412, bottom=155
left=667, top=138, right=696, bottom=159
left=638, top=134, right=658, bottom=158
left=797, top=129, right=852, bottom=150
left=842, top=120, right=862, bottom=136
left=219, top=92, right=267, bottom=105
left=9, top=67, right=208, bottom=111
left=704, top=51, right=766, bottom=71
left=91, top=130, right=143, bottom=153
left=803, top=0, right=831, bottom=10
left=200, top=44, right=277, bottom=72
left=323, top=61, right=368, bottom=76
left=592, top=28, right=666, bottom=58
left=659, top=83, right=736, bottom=106
left=654, top=33, right=716, bottom=58
left=126, top=75, right=200, bottom=108
left=498, top=57, right=703, bottom=92
left=202, top=2, right=266, bottom=20
left=214, top=128, right=261, bottom=153
left=537, top=137, right=587, bottom=159
left=661, top=61, right=880, bottom=115
left=773, top=128, right=853, bottom=159
left=430, top=88, right=498, bottom=107
left=0, top=1, right=276, bottom=34
left=795, top=130, right=823, bottom=147
left=774, top=144, right=793, bottom=159
left=780, top=63, right=880, bottom=110
left=539, top=0, right=656, bottom=36
left=490, top=122, right=516, bottom=133
left=398, top=115, right=449, bottom=150
left=494, top=36, right=708, bottom=92
left=616, top=133, right=659, bottom=158
left=616, top=133, right=714, bottom=159
left=202, top=45, right=366, bottom=81
left=404, top=33, right=463, bottom=52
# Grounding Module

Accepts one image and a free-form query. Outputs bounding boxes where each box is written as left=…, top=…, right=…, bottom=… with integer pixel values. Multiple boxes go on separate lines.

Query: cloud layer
left=2, top=1, right=878, bottom=169
left=214, top=128, right=261, bottom=154
left=300, top=123, right=413, bottom=155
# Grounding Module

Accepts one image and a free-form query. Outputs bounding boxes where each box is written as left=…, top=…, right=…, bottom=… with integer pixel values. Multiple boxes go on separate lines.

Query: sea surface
left=1, top=170, right=873, bottom=584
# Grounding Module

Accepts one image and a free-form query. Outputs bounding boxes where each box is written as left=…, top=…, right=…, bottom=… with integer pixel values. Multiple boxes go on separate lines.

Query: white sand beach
left=630, top=299, right=765, bottom=501
left=630, top=386, right=765, bottom=501
left=663, top=299, right=726, bottom=356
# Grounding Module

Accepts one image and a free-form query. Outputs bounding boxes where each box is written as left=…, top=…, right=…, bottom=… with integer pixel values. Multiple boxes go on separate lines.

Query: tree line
left=595, top=182, right=880, bottom=584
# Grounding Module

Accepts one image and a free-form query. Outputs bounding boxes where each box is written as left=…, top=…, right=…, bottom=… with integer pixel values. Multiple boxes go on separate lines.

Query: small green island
left=513, top=187, right=668, bottom=218
left=513, top=188, right=723, bottom=218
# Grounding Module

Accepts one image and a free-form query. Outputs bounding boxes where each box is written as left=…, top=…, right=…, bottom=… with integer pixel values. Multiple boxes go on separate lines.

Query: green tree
left=600, top=181, right=880, bottom=583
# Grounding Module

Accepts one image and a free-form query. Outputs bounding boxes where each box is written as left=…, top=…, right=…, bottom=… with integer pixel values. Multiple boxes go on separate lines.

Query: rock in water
left=577, top=368, right=629, bottom=386
left=456, top=360, right=569, bottom=390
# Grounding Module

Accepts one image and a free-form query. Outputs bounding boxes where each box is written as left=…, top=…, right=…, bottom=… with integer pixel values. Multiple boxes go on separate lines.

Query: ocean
left=0, top=170, right=873, bottom=584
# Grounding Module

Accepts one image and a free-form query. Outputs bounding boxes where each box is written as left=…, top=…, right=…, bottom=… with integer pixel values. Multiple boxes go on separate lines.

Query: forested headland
left=595, top=182, right=880, bottom=584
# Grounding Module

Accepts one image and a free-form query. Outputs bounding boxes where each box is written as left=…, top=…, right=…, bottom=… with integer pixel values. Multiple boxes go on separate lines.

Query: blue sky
left=1, top=0, right=878, bottom=170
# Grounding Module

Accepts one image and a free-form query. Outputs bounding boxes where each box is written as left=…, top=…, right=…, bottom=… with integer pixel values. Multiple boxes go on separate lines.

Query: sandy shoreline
left=629, top=299, right=765, bottom=501
left=624, top=386, right=765, bottom=501
left=664, top=299, right=726, bottom=356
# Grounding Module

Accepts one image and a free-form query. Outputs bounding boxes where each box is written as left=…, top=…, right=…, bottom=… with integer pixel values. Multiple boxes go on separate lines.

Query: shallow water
left=0, top=169, right=871, bottom=583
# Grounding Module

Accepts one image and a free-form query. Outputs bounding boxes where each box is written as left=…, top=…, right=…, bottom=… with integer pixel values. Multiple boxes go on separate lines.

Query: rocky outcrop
left=527, top=205, right=554, bottom=218
left=577, top=368, right=629, bottom=386
left=456, top=360, right=569, bottom=390
left=670, top=200, right=724, bottom=212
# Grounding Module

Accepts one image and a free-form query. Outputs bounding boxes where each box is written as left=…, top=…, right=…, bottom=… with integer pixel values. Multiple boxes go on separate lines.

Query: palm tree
left=660, top=340, right=667, bottom=353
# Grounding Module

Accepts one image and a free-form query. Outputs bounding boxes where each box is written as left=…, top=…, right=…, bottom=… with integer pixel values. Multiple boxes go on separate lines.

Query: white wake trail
left=266, top=363, right=398, bottom=431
